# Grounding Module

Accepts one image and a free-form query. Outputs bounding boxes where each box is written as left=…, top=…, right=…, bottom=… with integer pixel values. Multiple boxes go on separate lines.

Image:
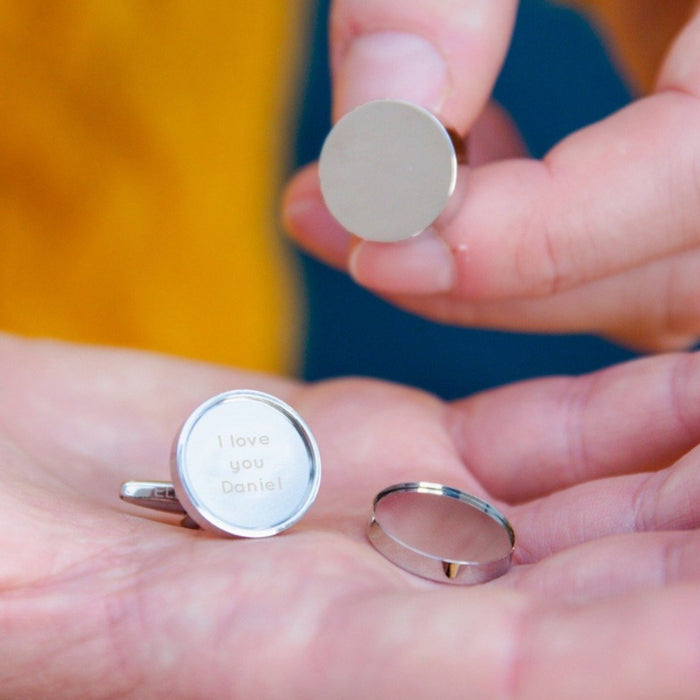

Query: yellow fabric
left=563, top=0, right=695, bottom=92
left=0, top=2, right=304, bottom=373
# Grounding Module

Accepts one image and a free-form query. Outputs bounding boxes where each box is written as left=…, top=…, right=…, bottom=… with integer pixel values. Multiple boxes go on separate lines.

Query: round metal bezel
left=171, top=390, right=321, bottom=538
left=368, top=482, right=515, bottom=584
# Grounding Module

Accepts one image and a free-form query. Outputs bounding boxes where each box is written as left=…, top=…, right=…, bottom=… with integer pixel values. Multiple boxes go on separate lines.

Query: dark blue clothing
left=292, top=0, right=638, bottom=399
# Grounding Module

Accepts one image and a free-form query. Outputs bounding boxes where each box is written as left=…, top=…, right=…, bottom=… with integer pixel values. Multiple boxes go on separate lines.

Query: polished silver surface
left=120, top=481, right=186, bottom=514
left=319, top=100, right=458, bottom=242
left=120, top=390, right=321, bottom=538
left=368, top=482, right=515, bottom=584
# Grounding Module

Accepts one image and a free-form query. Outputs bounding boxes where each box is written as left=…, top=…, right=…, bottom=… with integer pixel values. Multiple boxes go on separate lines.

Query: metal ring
left=368, top=482, right=515, bottom=584
left=120, top=390, right=321, bottom=538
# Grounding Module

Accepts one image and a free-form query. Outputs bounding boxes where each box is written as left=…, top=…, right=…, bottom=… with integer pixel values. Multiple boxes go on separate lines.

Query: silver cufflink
left=120, top=390, right=321, bottom=538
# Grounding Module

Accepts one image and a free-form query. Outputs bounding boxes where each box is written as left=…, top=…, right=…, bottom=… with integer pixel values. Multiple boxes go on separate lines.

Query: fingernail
left=349, top=229, right=455, bottom=294
left=335, top=32, right=448, bottom=119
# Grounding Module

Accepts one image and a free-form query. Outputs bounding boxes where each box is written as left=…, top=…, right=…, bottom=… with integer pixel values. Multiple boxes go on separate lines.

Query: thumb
left=330, top=0, right=518, bottom=131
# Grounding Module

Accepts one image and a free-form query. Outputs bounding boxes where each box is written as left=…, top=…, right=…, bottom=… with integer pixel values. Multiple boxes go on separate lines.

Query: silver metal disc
left=368, top=482, right=515, bottom=584
left=319, top=100, right=457, bottom=242
left=171, top=390, right=321, bottom=537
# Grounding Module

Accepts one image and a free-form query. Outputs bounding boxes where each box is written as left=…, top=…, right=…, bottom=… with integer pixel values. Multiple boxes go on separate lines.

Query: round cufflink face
left=319, top=99, right=458, bottom=242
left=171, top=390, right=321, bottom=537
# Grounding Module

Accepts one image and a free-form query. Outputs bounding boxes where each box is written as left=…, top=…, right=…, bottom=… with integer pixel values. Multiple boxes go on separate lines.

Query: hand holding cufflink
left=291, top=94, right=700, bottom=351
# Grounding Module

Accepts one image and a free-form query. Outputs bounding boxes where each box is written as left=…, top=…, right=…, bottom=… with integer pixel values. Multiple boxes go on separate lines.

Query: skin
left=0, top=333, right=698, bottom=698
left=283, top=0, right=700, bottom=351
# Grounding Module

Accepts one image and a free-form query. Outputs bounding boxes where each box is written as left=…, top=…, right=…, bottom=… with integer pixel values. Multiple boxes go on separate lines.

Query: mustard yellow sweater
left=0, top=2, right=304, bottom=372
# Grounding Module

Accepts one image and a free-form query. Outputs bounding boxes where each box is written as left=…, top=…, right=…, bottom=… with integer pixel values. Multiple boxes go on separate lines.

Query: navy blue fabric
left=291, top=0, right=637, bottom=399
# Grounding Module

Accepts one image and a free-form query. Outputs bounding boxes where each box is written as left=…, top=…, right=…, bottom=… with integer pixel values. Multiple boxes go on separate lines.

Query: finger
left=373, top=247, right=700, bottom=351
left=448, top=352, right=700, bottom=502
left=657, top=3, right=700, bottom=95
left=466, top=100, right=528, bottom=166
left=505, top=531, right=700, bottom=602
left=350, top=89, right=700, bottom=299
left=329, top=0, right=517, bottom=127
left=511, top=442, right=700, bottom=563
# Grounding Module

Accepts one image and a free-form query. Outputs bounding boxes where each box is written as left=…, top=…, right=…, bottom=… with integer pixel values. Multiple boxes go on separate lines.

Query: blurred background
left=0, top=1, right=693, bottom=397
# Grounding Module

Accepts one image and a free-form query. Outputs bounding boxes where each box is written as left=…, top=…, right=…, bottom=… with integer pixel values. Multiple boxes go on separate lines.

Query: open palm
left=0, top=334, right=698, bottom=698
